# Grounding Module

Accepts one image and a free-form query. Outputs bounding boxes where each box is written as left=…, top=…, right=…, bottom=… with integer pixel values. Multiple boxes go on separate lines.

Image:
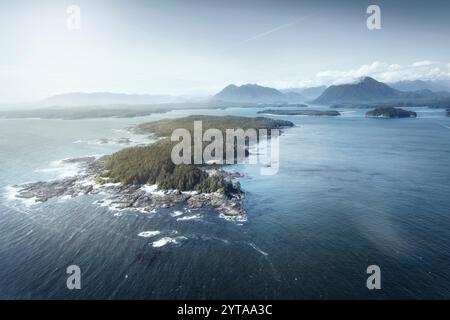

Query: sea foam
left=4, top=186, right=39, bottom=207
left=152, top=236, right=187, bottom=248
left=249, top=242, right=269, bottom=256
left=138, top=231, right=161, bottom=238
left=176, top=214, right=201, bottom=221
left=170, top=210, right=184, bottom=217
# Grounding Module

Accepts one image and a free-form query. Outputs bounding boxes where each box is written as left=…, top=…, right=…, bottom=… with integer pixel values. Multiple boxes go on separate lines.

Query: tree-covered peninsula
left=99, top=115, right=293, bottom=194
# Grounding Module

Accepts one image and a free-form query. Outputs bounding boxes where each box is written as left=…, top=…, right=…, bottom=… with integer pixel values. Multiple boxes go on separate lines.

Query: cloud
left=265, top=61, right=450, bottom=89
left=313, top=61, right=450, bottom=86
left=411, top=60, right=436, bottom=67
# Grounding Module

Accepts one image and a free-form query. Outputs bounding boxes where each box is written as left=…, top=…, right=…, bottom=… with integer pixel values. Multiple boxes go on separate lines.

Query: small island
left=366, top=107, right=417, bottom=118
left=257, top=109, right=341, bottom=116
left=12, top=115, right=294, bottom=221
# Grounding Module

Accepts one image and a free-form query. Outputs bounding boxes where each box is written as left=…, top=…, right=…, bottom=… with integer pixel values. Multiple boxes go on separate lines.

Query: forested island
left=365, top=107, right=417, bottom=118
left=102, top=115, right=293, bottom=191
left=331, top=98, right=450, bottom=110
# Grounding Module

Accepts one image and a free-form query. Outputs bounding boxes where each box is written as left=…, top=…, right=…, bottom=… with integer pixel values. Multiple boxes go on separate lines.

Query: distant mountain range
left=39, top=92, right=185, bottom=107
left=312, top=77, right=440, bottom=105
left=281, top=86, right=327, bottom=100
left=4, top=77, right=450, bottom=110
left=389, top=80, right=450, bottom=93
left=215, top=79, right=450, bottom=107
left=213, top=84, right=305, bottom=103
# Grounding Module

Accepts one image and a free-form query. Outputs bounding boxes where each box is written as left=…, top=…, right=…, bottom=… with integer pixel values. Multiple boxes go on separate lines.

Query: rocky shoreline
left=11, top=156, right=247, bottom=221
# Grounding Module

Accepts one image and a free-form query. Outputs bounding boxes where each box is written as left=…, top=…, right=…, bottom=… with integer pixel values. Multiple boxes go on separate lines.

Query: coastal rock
left=12, top=156, right=246, bottom=221
left=366, top=107, right=417, bottom=118
left=187, top=193, right=245, bottom=219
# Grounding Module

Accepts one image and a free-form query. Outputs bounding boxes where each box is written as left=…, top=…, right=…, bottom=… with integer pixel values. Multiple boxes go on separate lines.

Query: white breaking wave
left=35, top=155, right=104, bottom=179
left=177, top=214, right=201, bottom=221
left=140, top=184, right=166, bottom=196
left=74, top=138, right=131, bottom=146
left=112, top=128, right=130, bottom=133
left=181, top=190, right=199, bottom=196
left=4, top=186, right=39, bottom=207
left=152, top=236, right=187, bottom=248
left=249, top=242, right=269, bottom=256
left=134, top=207, right=157, bottom=214
left=35, top=162, right=81, bottom=178
left=170, top=210, right=184, bottom=217
left=138, top=231, right=161, bottom=238
left=219, top=213, right=247, bottom=223
left=94, top=199, right=117, bottom=209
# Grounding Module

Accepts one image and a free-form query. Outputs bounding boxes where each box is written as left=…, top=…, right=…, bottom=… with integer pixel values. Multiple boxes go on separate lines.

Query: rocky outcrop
left=12, top=156, right=246, bottom=221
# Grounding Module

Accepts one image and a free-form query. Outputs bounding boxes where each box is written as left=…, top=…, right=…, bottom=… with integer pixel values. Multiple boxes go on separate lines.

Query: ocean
left=0, top=106, right=449, bottom=299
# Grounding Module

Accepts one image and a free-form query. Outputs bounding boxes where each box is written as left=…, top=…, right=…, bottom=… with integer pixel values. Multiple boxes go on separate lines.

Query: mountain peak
left=313, top=77, right=404, bottom=104
left=357, top=76, right=378, bottom=84
left=214, top=83, right=304, bottom=103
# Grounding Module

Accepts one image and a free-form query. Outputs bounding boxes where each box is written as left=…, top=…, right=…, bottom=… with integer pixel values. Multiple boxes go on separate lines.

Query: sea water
left=0, top=106, right=449, bottom=299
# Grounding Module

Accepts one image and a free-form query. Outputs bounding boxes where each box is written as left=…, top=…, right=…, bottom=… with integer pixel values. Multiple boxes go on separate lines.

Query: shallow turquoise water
left=0, top=106, right=449, bottom=299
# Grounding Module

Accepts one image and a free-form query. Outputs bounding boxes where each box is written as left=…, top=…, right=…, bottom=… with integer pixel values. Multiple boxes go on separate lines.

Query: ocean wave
left=93, top=197, right=158, bottom=215
left=4, top=186, right=39, bottom=208
left=181, top=190, right=199, bottom=196
left=249, top=242, right=269, bottom=256
left=219, top=213, right=247, bottom=223
left=140, top=184, right=166, bottom=196
left=35, top=155, right=104, bottom=179
left=94, top=198, right=116, bottom=208
left=176, top=214, right=201, bottom=221
left=135, top=207, right=157, bottom=214
left=73, top=138, right=132, bottom=146
left=140, top=185, right=184, bottom=197
left=138, top=231, right=161, bottom=238
left=170, top=210, right=184, bottom=217
left=35, top=163, right=80, bottom=178
left=112, top=128, right=131, bottom=133
left=151, top=236, right=187, bottom=248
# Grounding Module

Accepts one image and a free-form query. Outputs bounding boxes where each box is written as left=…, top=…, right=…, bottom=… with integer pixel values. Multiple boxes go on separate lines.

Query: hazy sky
left=1, top=0, right=450, bottom=103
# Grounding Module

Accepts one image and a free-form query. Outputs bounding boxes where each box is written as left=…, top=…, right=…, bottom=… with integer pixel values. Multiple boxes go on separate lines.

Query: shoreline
left=8, top=155, right=247, bottom=222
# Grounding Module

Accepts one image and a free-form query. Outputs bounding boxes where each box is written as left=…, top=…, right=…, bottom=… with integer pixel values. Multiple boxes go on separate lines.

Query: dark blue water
left=1, top=106, right=449, bottom=299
